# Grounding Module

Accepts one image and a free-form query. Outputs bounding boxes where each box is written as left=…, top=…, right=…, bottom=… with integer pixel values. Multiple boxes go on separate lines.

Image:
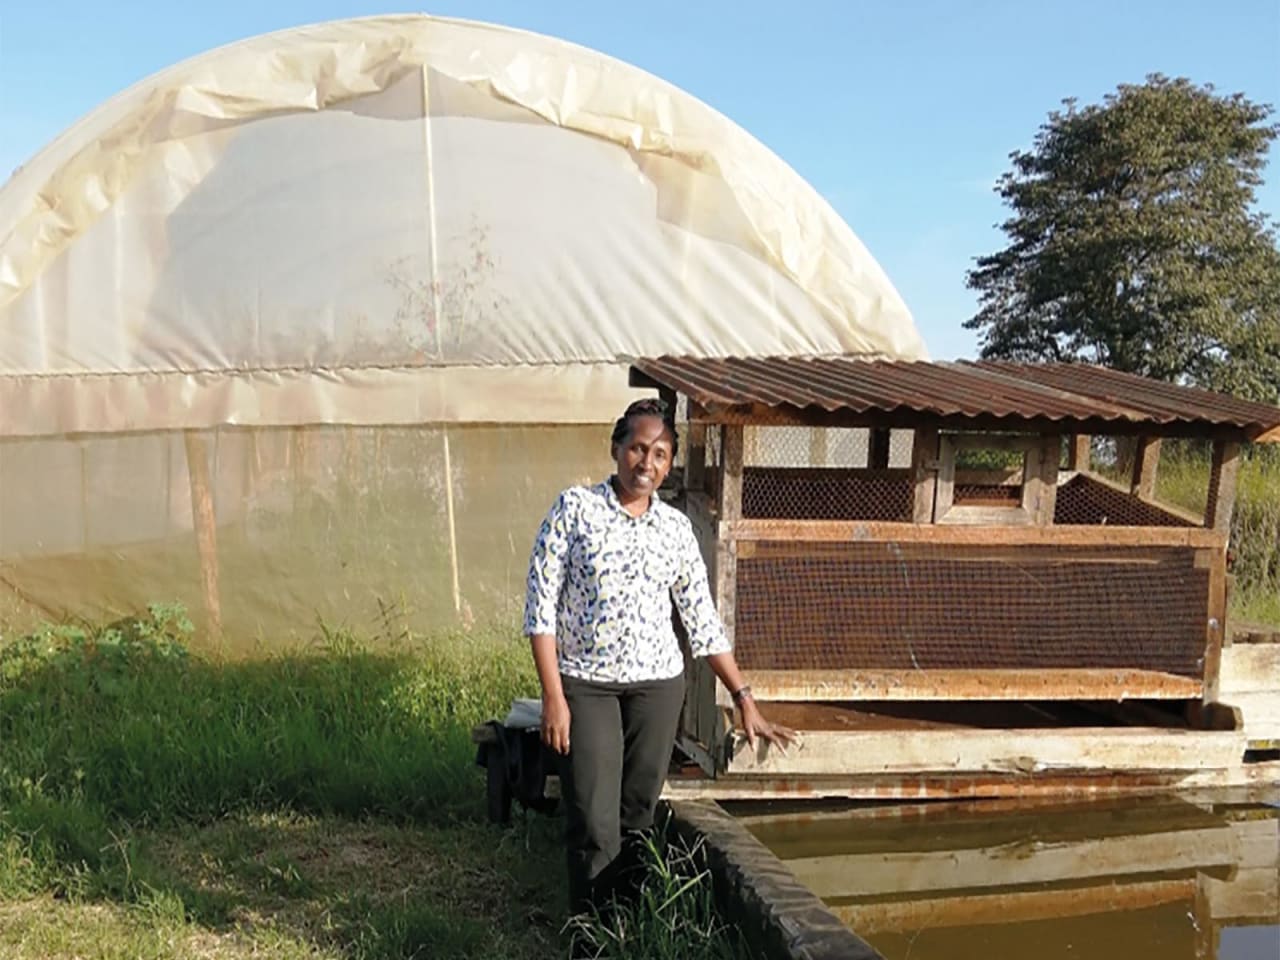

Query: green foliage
left=0, top=610, right=532, bottom=829
left=0, top=609, right=573, bottom=957
left=967, top=75, right=1280, bottom=402
left=566, top=831, right=759, bottom=960
left=1153, top=446, right=1280, bottom=626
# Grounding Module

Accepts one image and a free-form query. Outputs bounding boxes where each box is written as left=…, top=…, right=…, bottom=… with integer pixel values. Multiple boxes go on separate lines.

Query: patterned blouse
left=523, top=478, right=731, bottom=683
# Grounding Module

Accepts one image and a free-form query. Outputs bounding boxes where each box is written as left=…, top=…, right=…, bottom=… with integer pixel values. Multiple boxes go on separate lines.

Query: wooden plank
left=724, top=518, right=1228, bottom=549
left=1217, top=644, right=1280, bottom=695
left=1069, top=434, right=1091, bottom=471
left=723, top=726, right=1247, bottom=777
left=937, top=504, right=1033, bottom=526
left=743, top=539, right=1187, bottom=564
left=1219, top=691, right=1280, bottom=744
left=1130, top=436, right=1162, bottom=500
left=663, top=758, right=1280, bottom=801
left=183, top=431, right=222, bottom=645
left=868, top=427, right=892, bottom=469
left=910, top=426, right=938, bottom=523
left=742, top=668, right=1203, bottom=702
left=833, top=878, right=1194, bottom=934
left=786, top=824, right=1238, bottom=900
left=1205, top=439, right=1241, bottom=532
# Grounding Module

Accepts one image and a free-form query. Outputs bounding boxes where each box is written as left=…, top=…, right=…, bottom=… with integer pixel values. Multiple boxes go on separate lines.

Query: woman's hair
left=610, top=398, right=679, bottom=458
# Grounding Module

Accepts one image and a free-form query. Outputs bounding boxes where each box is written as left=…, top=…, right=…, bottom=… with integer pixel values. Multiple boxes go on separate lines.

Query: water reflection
left=740, top=791, right=1279, bottom=960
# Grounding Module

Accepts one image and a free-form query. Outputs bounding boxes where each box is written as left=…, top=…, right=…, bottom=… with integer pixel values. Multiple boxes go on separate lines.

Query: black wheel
left=485, top=742, right=512, bottom=824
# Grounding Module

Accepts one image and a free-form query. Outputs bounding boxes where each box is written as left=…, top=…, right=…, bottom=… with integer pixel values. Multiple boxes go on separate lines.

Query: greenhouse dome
left=0, top=14, right=924, bottom=643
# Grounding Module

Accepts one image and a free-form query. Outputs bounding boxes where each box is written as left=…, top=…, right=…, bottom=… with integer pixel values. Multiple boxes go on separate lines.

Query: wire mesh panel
left=1055, top=474, right=1196, bottom=527
left=734, top=540, right=1209, bottom=676
left=742, top=469, right=913, bottom=521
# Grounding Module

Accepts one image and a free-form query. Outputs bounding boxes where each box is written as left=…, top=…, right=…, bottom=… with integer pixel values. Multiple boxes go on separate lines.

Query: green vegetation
left=0, top=608, right=746, bottom=959
left=1156, top=448, right=1280, bottom=627
left=968, top=75, right=1280, bottom=403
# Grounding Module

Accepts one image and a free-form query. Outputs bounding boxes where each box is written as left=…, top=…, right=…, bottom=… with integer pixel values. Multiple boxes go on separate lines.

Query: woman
left=523, top=398, right=794, bottom=912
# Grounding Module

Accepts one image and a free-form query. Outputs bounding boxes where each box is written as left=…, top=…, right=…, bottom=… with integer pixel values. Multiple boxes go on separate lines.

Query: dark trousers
left=559, top=671, right=685, bottom=912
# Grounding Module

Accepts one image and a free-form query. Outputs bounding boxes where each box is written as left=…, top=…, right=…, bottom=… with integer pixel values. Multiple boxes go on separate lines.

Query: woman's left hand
left=739, top=697, right=796, bottom=752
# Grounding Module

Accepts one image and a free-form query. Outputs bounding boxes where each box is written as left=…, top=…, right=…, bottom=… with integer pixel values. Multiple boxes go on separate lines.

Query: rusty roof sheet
left=629, top=356, right=1280, bottom=440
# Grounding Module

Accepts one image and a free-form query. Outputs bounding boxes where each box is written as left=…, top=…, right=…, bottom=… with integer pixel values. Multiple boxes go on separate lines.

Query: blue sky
left=2, top=1, right=1277, bottom=359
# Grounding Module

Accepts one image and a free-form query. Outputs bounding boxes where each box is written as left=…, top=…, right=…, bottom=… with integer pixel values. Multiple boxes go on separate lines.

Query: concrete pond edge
left=666, top=799, right=882, bottom=960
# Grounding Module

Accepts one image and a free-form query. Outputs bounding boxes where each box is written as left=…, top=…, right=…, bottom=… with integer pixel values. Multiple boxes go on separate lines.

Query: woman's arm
left=705, top=651, right=795, bottom=751
left=530, top=633, right=572, bottom=754
left=524, top=494, right=574, bottom=754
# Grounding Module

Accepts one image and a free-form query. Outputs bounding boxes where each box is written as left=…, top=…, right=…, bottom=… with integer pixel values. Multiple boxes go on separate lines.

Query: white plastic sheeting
left=0, top=14, right=922, bottom=436
left=0, top=15, right=924, bottom=641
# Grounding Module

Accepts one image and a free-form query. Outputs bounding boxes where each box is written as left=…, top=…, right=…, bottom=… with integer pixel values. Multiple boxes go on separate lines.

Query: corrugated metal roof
left=629, top=357, right=1280, bottom=440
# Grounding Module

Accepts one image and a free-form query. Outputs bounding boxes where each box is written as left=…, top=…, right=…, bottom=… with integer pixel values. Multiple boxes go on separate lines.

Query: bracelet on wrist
left=731, top=685, right=753, bottom=705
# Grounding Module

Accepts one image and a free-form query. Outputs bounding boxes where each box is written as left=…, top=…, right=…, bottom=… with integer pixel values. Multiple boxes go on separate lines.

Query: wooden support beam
left=1130, top=436, right=1162, bottom=500
left=1027, top=433, right=1061, bottom=525
left=685, top=422, right=707, bottom=492
left=183, top=431, right=223, bottom=645
left=1205, top=439, right=1241, bottom=533
left=663, top=760, right=1280, bottom=801
left=707, top=424, right=745, bottom=748
left=723, top=518, right=1228, bottom=549
left=910, top=426, right=939, bottom=523
left=740, top=668, right=1203, bottom=702
left=1069, top=434, right=1091, bottom=471
left=718, top=425, right=745, bottom=524
left=1203, top=546, right=1229, bottom=706
left=868, top=427, right=891, bottom=469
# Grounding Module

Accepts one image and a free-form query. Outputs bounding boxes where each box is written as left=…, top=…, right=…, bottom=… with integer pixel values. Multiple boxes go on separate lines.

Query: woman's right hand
left=541, top=693, right=572, bottom=755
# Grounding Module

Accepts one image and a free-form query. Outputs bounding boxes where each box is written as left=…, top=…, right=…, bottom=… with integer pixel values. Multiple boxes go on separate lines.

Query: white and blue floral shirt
left=523, top=478, right=731, bottom=683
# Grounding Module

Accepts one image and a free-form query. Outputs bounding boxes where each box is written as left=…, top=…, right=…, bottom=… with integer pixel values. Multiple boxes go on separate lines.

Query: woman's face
left=612, top=415, right=674, bottom=501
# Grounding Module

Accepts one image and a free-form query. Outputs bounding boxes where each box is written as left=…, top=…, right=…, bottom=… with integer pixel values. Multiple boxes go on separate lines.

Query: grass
left=0, top=608, right=749, bottom=959
left=1152, top=446, right=1280, bottom=628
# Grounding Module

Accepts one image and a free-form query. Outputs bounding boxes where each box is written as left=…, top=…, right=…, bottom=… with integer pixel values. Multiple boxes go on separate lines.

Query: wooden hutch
left=628, top=357, right=1280, bottom=800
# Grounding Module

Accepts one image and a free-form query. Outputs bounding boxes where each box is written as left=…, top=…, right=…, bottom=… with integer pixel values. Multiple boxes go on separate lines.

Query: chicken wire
left=734, top=541, right=1209, bottom=676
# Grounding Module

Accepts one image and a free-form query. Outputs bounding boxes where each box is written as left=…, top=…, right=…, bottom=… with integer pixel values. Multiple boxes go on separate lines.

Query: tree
left=966, top=75, right=1280, bottom=403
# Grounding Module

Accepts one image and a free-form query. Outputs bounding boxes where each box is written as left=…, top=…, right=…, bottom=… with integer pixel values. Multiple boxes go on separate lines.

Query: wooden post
left=716, top=424, right=745, bottom=642
left=1205, top=439, right=1241, bottom=533
left=910, top=426, right=939, bottom=524
left=1130, top=436, right=1162, bottom=500
left=868, top=427, right=892, bottom=469
left=743, top=425, right=760, bottom=468
left=1028, top=434, right=1061, bottom=525
left=1203, top=546, right=1228, bottom=706
left=709, top=424, right=745, bottom=755
left=686, top=422, right=707, bottom=493
left=184, top=431, right=223, bottom=645
left=1069, top=434, right=1091, bottom=472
